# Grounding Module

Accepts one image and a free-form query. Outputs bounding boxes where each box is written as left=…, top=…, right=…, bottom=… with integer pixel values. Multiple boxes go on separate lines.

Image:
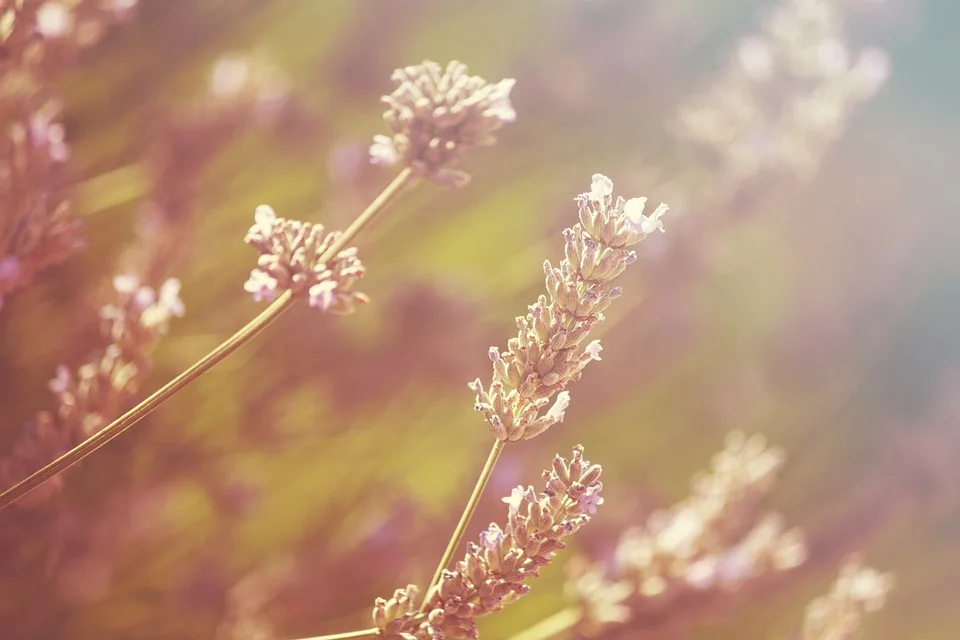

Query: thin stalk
left=292, top=628, right=379, bottom=640
left=507, top=607, right=581, bottom=640
left=0, top=168, right=416, bottom=511
left=422, top=438, right=506, bottom=608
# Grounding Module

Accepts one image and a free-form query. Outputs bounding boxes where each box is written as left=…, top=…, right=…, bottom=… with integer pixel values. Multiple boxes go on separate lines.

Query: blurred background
left=1, top=0, right=958, bottom=638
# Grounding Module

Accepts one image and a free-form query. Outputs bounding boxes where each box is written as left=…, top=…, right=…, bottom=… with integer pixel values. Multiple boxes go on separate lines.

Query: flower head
left=372, top=60, right=517, bottom=187
left=242, top=206, right=368, bottom=314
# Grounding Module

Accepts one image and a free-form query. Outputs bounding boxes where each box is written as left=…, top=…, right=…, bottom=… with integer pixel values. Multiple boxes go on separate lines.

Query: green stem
left=292, top=628, right=380, bottom=640
left=422, top=438, right=506, bottom=609
left=506, top=607, right=581, bottom=640
left=0, top=168, right=416, bottom=511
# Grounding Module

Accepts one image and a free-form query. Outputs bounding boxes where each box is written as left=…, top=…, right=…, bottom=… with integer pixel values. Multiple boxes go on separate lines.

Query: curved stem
left=0, top=168, right=417, bottom=511
left=0, top=290, right=294, bottom=510
left=422, top=438, right=506, bottom=608
left=292, top=628, right=379, bottom=640
left=322, top=167, right=415, bottom=261
left=506, top=607, right=581, bottom=640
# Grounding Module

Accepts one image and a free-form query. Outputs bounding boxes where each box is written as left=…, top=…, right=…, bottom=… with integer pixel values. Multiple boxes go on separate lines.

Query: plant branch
left=507, top=607, right=581, bottom=640
left=0, top=168, right=417, bottom=511
left=422, top=438, right=506, bottom=609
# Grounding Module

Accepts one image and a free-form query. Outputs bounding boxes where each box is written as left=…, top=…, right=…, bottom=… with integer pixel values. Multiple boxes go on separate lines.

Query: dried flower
left=242, top=205, right=369, bottom=314
left=801, top=557, right=893, bottom=640
left=566, top=432, right=806, bottom=635
left=373, top=446, right=603, bottom=639
left=371, top=60, right=516, bottom=187
left=470, top=175, right=667, bottom=441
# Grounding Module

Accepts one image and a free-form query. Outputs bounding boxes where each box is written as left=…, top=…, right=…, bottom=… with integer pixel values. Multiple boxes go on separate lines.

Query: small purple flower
left=479, top=523, right=504, bottom=550
left=589, top=174, right=613, bottom=201
left=244, top=269, right=278, bottom=303
left=579, top=485, right=604, bottom=515
left=584, top=340, right=603, bottom=361
left=623, top=198, right=668, bottom=235
left=369, top=135, right=398, bottom=166
left=133, top=286, right=156, bottom=310
left=546, top=391, right=571, bottom=424
left=35, top=2, right=73, bottom=38
left=158, top=279, right=185, bottom=318
left=308, top=280, right=338, bottom=310
left=253, top=205, right=276, bottom=236
left=485, top=78, right=517, bottom=123
left=48, top=365, right=72, bottom=395
left=501, top=486, right=529, bottom=517
left=113, top=274, right=139, bottom=294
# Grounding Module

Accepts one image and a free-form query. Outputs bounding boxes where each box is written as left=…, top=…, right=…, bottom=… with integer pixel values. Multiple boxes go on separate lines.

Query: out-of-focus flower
left=36, top=2, right=74, bottom=38
left=0, top=0, right=140, bottom=313
left=566, top=432, right=807, bottom=636
left=676, top=0, right=892, bottom=182
left=0, top=274, right=184, bottom=506
left=801, top=558, right=893, bottom=640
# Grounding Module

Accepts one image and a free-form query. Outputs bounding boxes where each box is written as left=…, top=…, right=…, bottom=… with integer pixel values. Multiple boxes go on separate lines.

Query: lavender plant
left=0, top=0, right=139, bottom=312
left=0, top=45, right=895, bottom=640
left=800, top=558, right=893, bottom=640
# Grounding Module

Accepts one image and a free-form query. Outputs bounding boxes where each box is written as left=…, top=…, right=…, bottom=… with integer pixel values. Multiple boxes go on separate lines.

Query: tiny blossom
left=623, top=197, right=668, bottom=235
left=738, top=37, right=774, bottom=79
left=210, top=57, right=251, bottom=98
left=479, top=524, right=504, bottom=550
left=802, top=558, right=893, bottom=640
left=486, top=79, right=518, bottom=122
left=113, top=274, right=139, bottom=294
left=48, top=365, right=72, bottom=395
left=133, top=285, right=156, bottom=310
left=817, top=38, right=850, bottom=76
left=243, top=269, right=278, bottom=303
left=590, top=173, right=614, bottom=200
left=546, top=391, right=571, bottom=424
left=369, top=134, right=399, bottom=166
left=158, top=279, right=185, bottom=317
left=501, top=485, right=532, bottom=517
left=579, top=485, right=604, bottom=515
left=308, top=280, right=337, bottom=311
left=36, top=2, right=74, bottom=38
left=252, top=205, right=276, bottom=236
left=584, top=340, right=603, bottom=361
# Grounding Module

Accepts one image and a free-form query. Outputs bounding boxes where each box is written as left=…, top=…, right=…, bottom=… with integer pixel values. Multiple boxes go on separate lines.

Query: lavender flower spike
left=471, top=175, right=668, bottom=441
